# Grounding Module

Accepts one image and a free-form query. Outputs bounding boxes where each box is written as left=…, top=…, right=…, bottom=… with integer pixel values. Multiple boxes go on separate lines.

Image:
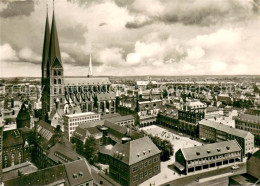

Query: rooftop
left=65, top=112, right=98, bottom=118
left=199, top=119, right=253, bottom=138
left=100, top=136, right=161, bottom=165
left=181, top=140, right=241, bottom=161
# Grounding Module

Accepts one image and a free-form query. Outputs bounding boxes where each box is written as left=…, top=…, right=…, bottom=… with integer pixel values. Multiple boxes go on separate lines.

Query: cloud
left=96, top=47, right=125, bottom=66
left=124, top=0, right=257, bottom=27
left=0, top=0, right=34, bottom=18
left=18, top=48, right=41, bottom=62
left=61, top=52, right=75, bottom=63
left=0, top=43, right=18, bottom=61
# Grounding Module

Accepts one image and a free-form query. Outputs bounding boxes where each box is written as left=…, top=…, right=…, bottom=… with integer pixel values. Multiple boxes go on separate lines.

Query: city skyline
left=0, top=0, right=260, bottom=77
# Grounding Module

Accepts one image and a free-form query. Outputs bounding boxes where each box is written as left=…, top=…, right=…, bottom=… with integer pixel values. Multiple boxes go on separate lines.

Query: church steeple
left=88, top=53, right=93, bottom=77
left=49, top=8, right=62, bottom=68
left=42, top=7, right=50, bottom=78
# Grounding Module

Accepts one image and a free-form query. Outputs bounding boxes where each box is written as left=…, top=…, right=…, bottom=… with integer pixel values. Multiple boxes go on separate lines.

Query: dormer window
left=196, top=152, right=200, bottom=155
left=217, top=148, right=221, bottom=152
left=207, top=150, right=211, bottom=154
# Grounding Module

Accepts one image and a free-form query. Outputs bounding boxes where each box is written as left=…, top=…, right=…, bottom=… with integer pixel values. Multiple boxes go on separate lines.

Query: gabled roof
left=49, top=12, right=62, bottom=68
left=4, top=160, right=93, bottom=186
left=100, top=136, right=160, bottom=165
left=104, top=120, right=127, bottom=135
left=106, top=115, right=135, bottom=123
left=47, top=142, right=83, bottom=164
left=199, top=119, right=253, bottom=138
left=181, top=140, right=241, bottom=161
left=234, top=114, right=260, bottom=124
left=63, top=77, right=111, bottom=86
left=64, top=160, right=93, bottom=185
left=3, top=129, right=23, bottom=148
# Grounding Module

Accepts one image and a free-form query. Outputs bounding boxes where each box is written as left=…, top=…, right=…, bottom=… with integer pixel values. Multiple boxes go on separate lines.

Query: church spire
left=42, top=5, right=50, bottom=78
left=49, top=3, right=62, bottom=68
left=88, top=53, right=93, bottom=77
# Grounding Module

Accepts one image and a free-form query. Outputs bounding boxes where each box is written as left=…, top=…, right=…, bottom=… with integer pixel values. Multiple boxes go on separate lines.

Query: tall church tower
left=41, top=4, right=64, bottom=121
left=41, top=9, right=51, bottom=120
left=48, top=8, right=64, bottom=110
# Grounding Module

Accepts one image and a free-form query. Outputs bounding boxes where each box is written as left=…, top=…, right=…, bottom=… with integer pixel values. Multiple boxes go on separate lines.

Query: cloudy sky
left=0, top=0, right=259, bottom=77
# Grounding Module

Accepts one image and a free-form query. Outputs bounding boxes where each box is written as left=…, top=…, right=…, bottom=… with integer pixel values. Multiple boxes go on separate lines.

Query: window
left=132, top=166, right=138, bottom=173
left=153, top=157, right=158, bottom=163
left=144, top=161, right=148, bottom=167
left=154, top=165, right=159, bottom=172
left=54, top=71, right=57, bottom=76
left=58, top=79, right=62, bottom=84
left=149, top=159, right=152, bottom=165
left=58, top=71, right=61, bottom=76
left=149, top=168, right=152, bottom=175
left=144, top=170, right=148, bottom=177
left=140, top=163, right=143, bottom=169
left=140, top=172, right=143, bottom=179
left=133, top=175, right=139, bottom=183
left=54, top=79, right=57, bottom=84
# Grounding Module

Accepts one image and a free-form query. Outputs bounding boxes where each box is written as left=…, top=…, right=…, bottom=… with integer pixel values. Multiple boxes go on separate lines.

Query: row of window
left=132, top=157, right=159, bottom=173
left=187, top=151, right=241, bottom=165
left=132, top=165, right=159, bottom=183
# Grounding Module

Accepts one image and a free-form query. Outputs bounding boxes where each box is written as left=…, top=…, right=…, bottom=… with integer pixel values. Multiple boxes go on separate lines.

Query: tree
left=84, top=136, right=99, bottom=164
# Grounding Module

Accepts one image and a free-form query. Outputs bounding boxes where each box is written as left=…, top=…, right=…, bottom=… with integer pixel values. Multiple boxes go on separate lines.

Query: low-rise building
left=63, top=112, right=100, bottom=140
left=106, top=115, right=135, bottom=127
left=175, top=140, right=242, bottom=175
left=4, top=159, right=93, bottom=186
left=234, top=114, right=260, bottom=145
left=199, top=119, right=254, bottom=155
left=99, top=136, right=161, bottom=186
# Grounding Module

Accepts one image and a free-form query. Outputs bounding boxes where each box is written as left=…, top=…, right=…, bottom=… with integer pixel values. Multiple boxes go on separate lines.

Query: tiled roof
left=199, top=119, right=252, bottom=138
left=64, top=159, right=93, bottom=185
left=106, top=115, right=135, bottom=123
left=47, top=143, right=83, bottom=164
left=4, top=164, right=68, bottom=186
left=205, top=106, right=219, bottom=112
left=234, top=114, right=260, bottom=124
left=100, top=136, right=160, bottom=165
left=104, top=120, right=127, bottom=134
left=4, top=160, right=93, bottom=186
left=79, top=120, right=105, bottom=129
left=3, top=129, right=23, bottom=148
left=64, top=77, right=110, bottom=86
left=181, top=140, right=241, bottom=161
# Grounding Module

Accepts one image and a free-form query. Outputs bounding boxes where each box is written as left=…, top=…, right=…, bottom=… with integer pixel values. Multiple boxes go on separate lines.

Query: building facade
left=175, top=140, right=242, bottom=175
left=178, top=110, right=204, bottom=136
left=63, top=112, right=100, bottom=140
left=99, top=136, right=161, bottom=186
left=199, top=119, right=254, bottom=156
left=234, top=114, right=260, bottom=145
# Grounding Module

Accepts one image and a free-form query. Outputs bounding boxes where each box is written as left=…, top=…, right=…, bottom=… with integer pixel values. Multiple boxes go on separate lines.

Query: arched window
left=54, top=79, right=57, bottom=84
left=54, top=88, right=57, bottom=94
left=60, top=98, right=63, bottom=103
left=58, top=71, right=61, bottom=76
left=59, top=88, right=62, bottom=94
left=54, top=71, right=57, bottom=76
left=58, top=79, right=61, bottom=84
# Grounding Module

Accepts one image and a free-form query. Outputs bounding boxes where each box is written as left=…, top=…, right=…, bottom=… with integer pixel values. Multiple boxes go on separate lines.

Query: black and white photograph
left=0, top=0, right=260, bottom=185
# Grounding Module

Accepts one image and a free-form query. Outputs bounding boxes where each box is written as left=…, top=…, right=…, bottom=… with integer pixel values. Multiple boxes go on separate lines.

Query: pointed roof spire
left=49, top=1, right=62, bottom=68
left=42, top=5, right=50, bottom=78
left=88, top=53, right=93, bottom=77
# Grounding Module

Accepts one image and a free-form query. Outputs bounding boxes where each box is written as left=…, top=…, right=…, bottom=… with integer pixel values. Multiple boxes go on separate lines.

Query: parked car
left=231, top=165, right=239, bottom=170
